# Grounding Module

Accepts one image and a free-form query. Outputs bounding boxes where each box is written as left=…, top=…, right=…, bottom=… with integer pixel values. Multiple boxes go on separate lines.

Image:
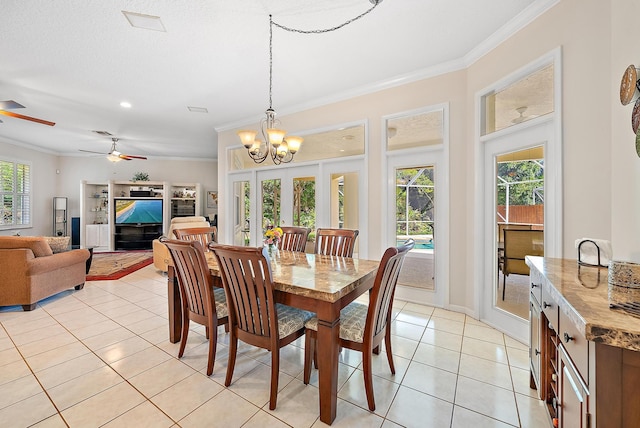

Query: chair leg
left=178, top=318, right=190, bottom=358
left=269, top=347, right=280, bottom=410
left=384, top=327, right=396, bottom=375
left=224, top=332, right=237, bottom=387
left=205, top=326, right=210, bottom=340
left=206, top=320, right=218, bottom=376
left=502, top=272, right=507, bottom=300
left=303, top=332, right=315, bottom=384
left=362, top=349, right=376, bottom=411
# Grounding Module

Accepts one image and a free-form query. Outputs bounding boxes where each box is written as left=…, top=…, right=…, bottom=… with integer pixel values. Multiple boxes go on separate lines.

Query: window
left=0, top=159, right=31, bottom=228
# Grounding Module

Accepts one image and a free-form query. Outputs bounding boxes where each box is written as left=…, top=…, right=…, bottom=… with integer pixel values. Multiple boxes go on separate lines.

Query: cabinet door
left=86, top=225, right=100, bottom=247
left=530, top=297, right=541, bottom=392
left=98, top=224, right=110, bottom=248
left=559, top=345, right=590, bottom=428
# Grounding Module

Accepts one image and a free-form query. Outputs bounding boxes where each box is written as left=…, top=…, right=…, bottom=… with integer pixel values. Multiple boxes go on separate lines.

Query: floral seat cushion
left=304, top=301, right=368, bottom=343
left=275, top=303, right=314, bottom=337
left=213, top=288, right=228, bottom=318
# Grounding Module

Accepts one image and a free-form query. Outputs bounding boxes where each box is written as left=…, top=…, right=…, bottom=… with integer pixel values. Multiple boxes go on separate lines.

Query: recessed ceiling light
left=120, top=101, right=132, bottom=108
left=122, top=11, right=166, bottom=32
left=187, top=106, right=208, bottom=113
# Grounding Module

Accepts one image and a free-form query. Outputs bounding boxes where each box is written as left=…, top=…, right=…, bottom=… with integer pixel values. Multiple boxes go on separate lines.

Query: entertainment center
left=80, top=180, right=202, bottom=251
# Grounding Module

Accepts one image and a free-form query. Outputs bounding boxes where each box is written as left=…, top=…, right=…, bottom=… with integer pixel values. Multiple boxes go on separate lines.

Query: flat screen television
left=114, top=198, right=163, bottom=225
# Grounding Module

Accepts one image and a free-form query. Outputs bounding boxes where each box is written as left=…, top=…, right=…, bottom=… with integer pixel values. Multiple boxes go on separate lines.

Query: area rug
left=87, top=250, right=153, bottom=281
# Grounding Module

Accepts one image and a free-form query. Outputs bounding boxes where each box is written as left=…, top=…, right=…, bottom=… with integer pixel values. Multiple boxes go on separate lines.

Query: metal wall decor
left=619, top=64, right=640, bottom=156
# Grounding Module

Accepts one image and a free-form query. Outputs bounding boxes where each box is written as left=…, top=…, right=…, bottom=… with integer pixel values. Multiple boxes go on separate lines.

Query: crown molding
left=217, top=0, right=560, bottom=134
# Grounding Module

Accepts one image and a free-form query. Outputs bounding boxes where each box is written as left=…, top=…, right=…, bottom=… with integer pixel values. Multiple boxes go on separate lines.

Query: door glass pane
left=482, top=64, right=554, bottom=135
left=229, top=125, right=365, bottom=171
left=330, top=173, right=358, bottom=230
left=387, top=110, right=443, bottom=151
left=396, top=166, right=435, bottom=290
left=293, top=176, right=315, bottom=230
left=233, top=180, right=251, bottom=246
left=262, top=179, right=281, bottom=231
left=496, top=146, right=544, bottom=319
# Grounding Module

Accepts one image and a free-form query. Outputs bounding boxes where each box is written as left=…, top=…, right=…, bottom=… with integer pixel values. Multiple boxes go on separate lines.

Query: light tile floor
left=0, top=265, right=551, bottom=427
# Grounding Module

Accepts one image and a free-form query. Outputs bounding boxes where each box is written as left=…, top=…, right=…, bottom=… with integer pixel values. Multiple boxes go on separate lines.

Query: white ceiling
left=0, top=0, right=544, bottom=161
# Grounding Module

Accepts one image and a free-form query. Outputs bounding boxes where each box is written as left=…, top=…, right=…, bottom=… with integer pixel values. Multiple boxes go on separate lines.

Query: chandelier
left=237, top=0, right=383, bottom=165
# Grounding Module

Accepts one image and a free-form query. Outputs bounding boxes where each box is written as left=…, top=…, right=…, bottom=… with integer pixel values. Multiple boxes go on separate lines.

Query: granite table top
left=526, top=256, right=640, bottom=352
left=205, top=249, right=380, bottom=304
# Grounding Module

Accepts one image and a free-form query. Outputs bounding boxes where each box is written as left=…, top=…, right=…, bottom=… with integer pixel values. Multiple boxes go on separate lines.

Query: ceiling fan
left=0, top=100, right=55, bottom=126
left=80, top=138, right=147, bottom=162
left=511, top=106, right=538, bottom=124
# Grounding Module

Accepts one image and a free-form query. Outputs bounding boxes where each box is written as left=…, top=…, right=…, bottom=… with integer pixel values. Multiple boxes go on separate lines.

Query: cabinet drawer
left=529, top=267, right=543, bottom=305
left=559, top=308, right=588, bottom=384
left=541, top=284, right=559, bottom=332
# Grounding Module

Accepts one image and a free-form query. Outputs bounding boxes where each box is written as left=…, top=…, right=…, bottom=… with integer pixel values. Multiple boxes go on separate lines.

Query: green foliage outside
left=497, top=160, right=544, bottom=206
left=293, top=179, right=315, bottom=232
left=396, top=167, right=434, bottom=236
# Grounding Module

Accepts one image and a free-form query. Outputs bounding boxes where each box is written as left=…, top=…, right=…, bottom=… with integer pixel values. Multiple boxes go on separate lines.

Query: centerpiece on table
left=264, top=226, right=283, bottom=255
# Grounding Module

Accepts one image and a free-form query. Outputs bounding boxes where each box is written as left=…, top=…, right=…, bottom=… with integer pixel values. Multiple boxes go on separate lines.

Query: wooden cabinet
left=81, top=180, right=201, bottom=251
left=114, top=224, right=162, bottom=250
left=170, top=183, right=201, bottom=219
left=558, top=345, right=590, bottom=428
left=527, top=257, right=640, bottom=428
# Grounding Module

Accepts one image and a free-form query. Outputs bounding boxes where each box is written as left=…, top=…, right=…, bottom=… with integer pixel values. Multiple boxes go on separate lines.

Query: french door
left=387, top=150, right=448, bottom=307
left=480, top=119, right=558, bottom=342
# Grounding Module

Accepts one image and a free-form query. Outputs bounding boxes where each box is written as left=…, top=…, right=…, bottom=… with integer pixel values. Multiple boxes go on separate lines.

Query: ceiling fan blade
left=79, top=149, right=108, bottom=155
left=120, top=154, right=147, bottom=160
left=0, top=100, right=25, bottom=110
left=0, top=110, right=55, bottom=126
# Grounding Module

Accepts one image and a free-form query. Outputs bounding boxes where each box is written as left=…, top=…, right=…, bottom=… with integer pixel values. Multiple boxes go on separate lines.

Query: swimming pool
left=397, top=240, right=434, bottom=250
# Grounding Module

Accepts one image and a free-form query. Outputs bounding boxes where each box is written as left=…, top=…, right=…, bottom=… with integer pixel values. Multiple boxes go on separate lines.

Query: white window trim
left=0, top=157, right=32, bottom=230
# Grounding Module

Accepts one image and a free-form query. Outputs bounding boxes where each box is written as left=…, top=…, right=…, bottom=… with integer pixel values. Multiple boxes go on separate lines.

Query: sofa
left=152, top=216, right=210, bottom=272
left=0, top=236, right=90, bottom=311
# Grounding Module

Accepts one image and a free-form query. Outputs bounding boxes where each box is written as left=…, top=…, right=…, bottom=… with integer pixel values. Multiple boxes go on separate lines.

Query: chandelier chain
left=271, top=2, right=379, bottom=34
left=269, top=15, right=273, bottom=110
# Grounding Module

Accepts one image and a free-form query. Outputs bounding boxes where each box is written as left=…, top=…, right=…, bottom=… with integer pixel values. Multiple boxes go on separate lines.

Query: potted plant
left=132, top=172, right=149, bottom=182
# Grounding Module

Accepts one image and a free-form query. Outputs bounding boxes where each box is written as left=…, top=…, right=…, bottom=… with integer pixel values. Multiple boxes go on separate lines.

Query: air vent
left=187, top=106, right=208, bottom=113
left=92, top=130, right=113, bottom=136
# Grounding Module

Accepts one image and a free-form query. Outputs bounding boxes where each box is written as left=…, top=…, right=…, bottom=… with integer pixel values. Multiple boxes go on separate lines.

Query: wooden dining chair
left=209, top=243, right=314, bottom=410
left=173, top=226, right=217, bottom=247
left=160, top=237, right=228, bottom=376
left=303, top=239, right=414, bottom=411
left=314, top=228, right=359, bottom=257
left=277, top=226, right=310, bottom=252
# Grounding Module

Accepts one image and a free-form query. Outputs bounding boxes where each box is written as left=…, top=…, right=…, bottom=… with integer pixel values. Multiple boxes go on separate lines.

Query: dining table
left=166, top=248, right=380, bottom=425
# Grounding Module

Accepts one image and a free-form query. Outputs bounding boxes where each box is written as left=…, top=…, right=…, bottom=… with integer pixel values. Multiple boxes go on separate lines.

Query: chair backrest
left=503, top=229, right=544, bottom=275
left=366, top=239, right=415, bottom=341
left=497, top=223, right=532, bottom=244
left=173, top=226, right=217, bottom=248
left=161, top=237, right=215, bottom=321
left=278, top=226, right=310, bottom=252
left=314, top=228, right=359, bottom=257
left=167, top=216, right=210, bottom=240
left=210, top=244, right=278, bottom=343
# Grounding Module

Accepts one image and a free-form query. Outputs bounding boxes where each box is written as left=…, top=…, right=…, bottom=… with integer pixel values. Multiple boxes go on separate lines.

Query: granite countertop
left=526, top=256, right=640, bottom=352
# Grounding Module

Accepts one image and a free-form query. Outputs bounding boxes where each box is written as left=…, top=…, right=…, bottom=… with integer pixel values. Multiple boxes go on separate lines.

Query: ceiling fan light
left=285, top=136, right=303, bottom=154
left=267, top=128, right=286, bottom=147
left=238, top=130, right=258, bottom=148
left=107, top=153, right=122, bottom=162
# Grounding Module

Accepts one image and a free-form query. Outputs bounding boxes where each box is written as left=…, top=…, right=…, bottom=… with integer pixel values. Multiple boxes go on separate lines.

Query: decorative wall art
left=207, top=190, right=218, bottom=209
left=619, top=64, right=640, bottom=156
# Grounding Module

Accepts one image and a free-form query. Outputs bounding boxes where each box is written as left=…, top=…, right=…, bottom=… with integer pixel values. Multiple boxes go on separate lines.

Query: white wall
left=611, top=0, right=640, bottom=262
left=0, top=140, right=59, bottom=236
left=0, top=140, right=218, bottom=236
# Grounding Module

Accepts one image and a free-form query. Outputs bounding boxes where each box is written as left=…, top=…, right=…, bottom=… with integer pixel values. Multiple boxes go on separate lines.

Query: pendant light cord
left=271, top=2, right=381, bottom=34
